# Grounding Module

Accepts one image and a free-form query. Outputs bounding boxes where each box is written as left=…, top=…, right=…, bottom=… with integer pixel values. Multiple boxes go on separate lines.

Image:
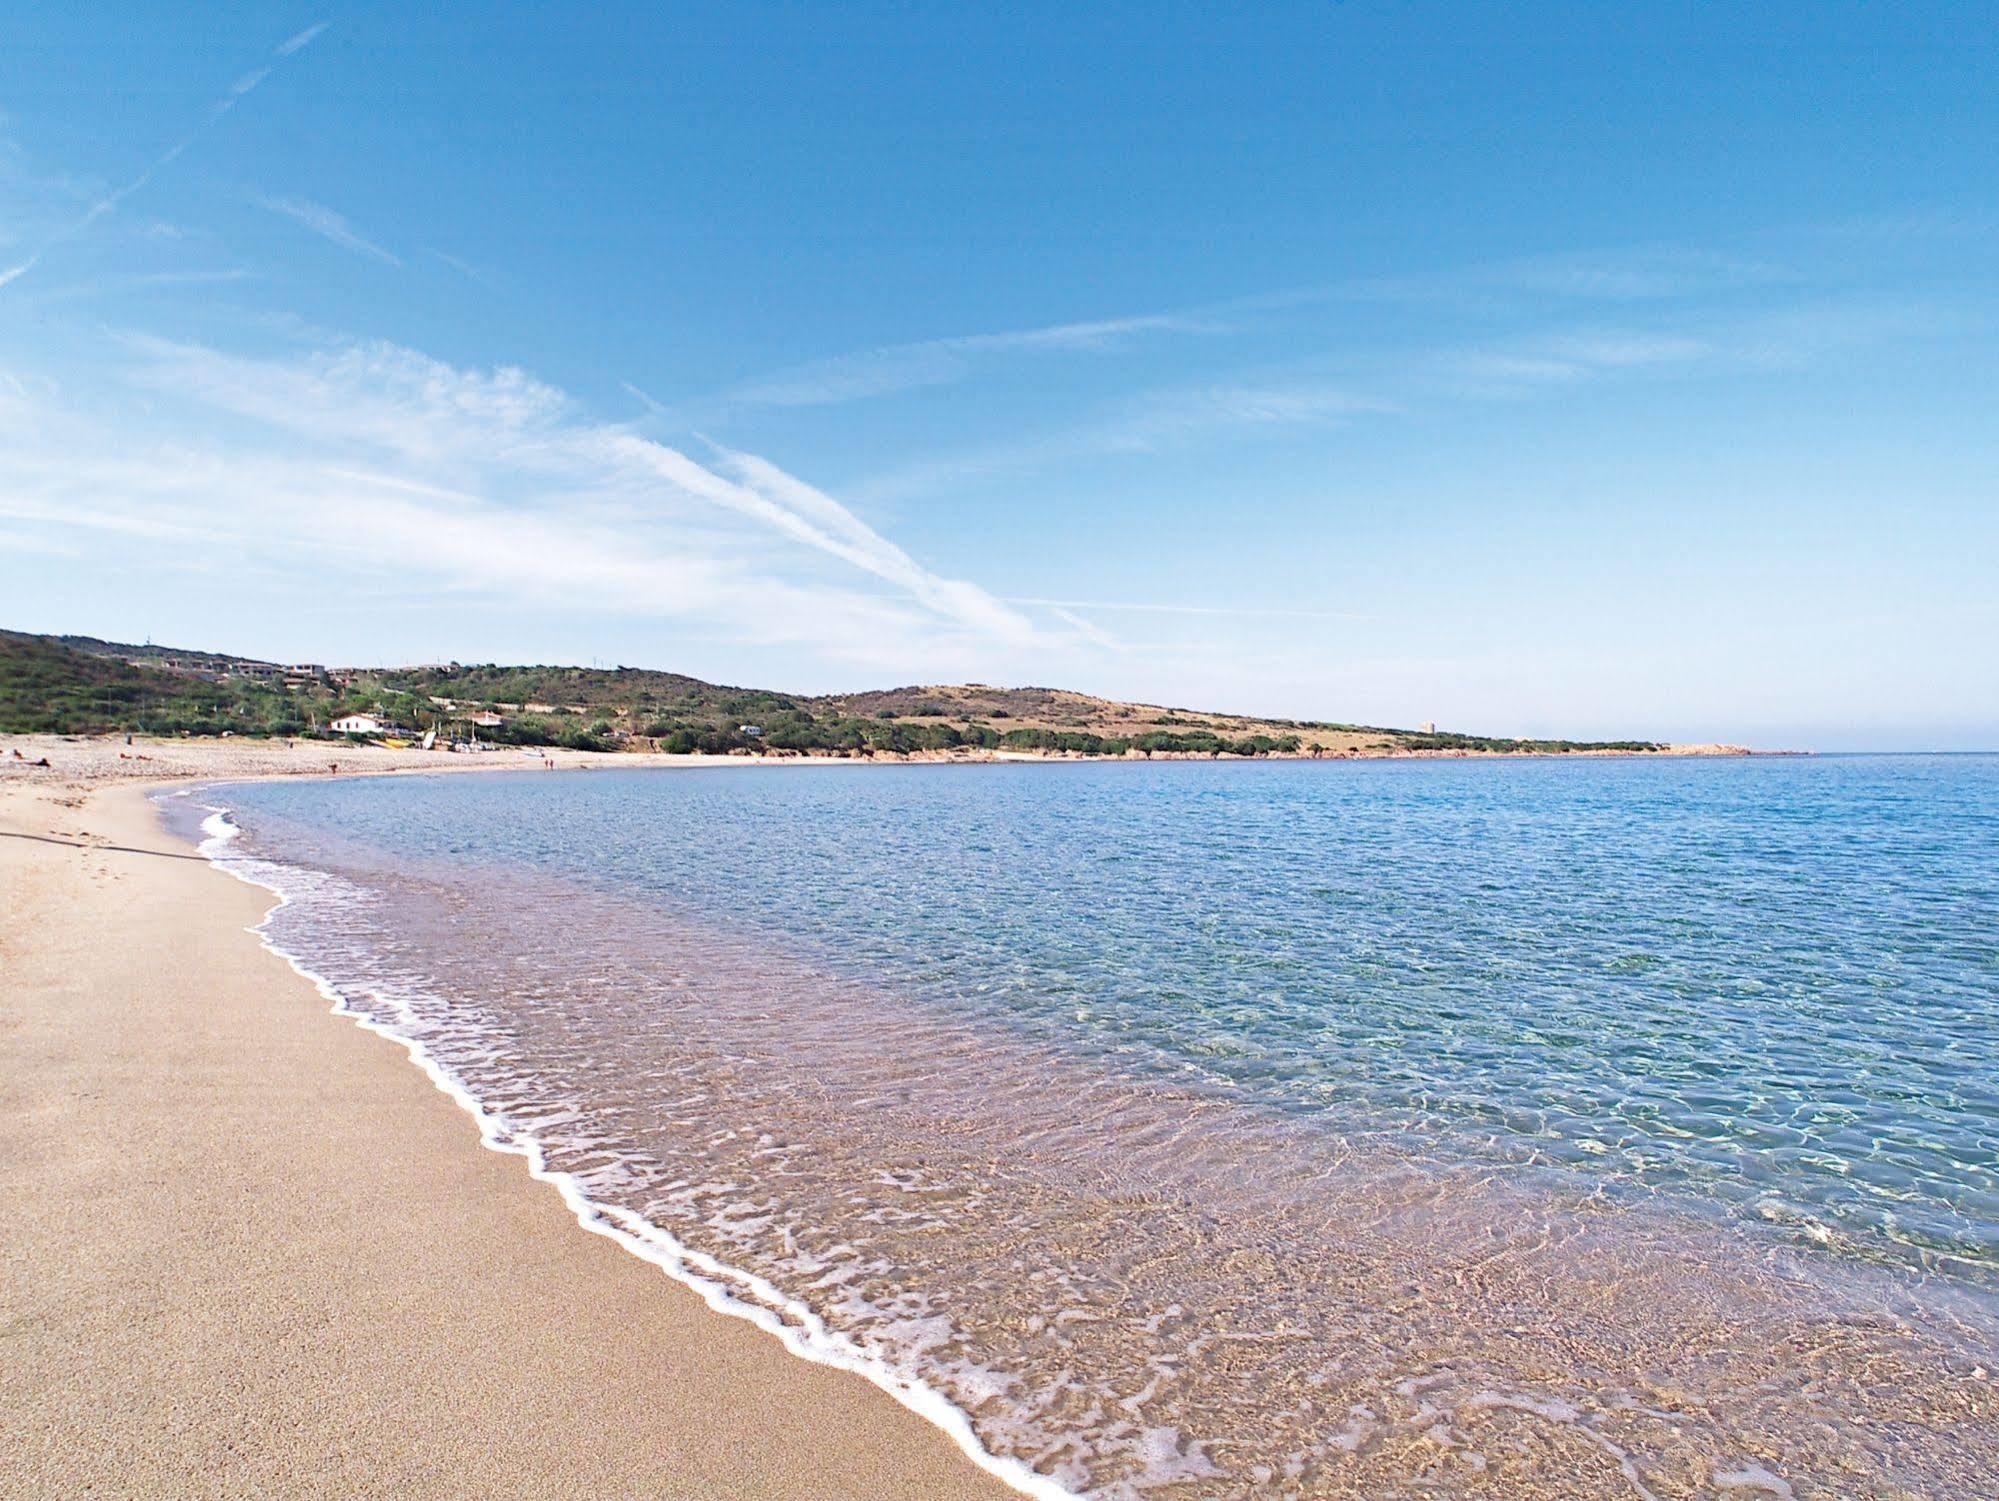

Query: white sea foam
left=188, top=800, right=1078, bottom=1501
left=167, top=775, right=1999, bottom=1499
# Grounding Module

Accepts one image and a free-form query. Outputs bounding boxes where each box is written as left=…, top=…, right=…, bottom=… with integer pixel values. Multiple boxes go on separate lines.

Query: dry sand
left=0, top=755, right=1019, bottom=1498
left=0, top=732, right=730, bottom=790
left=0, top=730, right=1762, bottom=801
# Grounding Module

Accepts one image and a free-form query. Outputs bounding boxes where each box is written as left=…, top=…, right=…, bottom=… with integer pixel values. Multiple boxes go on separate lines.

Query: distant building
left=139, top=655, right=222, bottom=680
left=1420, top=721, right=1436, bottom=734
left=739, top=724, right=764, bottom=738
left=468, top=712, right=506, bottom=729
left=330, top=713, right=391, bottom=736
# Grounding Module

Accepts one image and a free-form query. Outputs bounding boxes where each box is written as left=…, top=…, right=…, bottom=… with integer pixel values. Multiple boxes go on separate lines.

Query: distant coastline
left=3, top=628, right=1752, bottom=762
left=0, top=732, right=1760, bottom=795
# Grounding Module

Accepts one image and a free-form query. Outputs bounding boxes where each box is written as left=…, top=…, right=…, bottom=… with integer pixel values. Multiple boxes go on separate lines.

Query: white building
left=330, top=713, right=390, bottom=735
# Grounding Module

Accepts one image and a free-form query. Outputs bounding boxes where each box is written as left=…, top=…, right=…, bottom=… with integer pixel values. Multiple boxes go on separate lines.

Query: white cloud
left=2, top=332, right=1089, bottom=673
left=128, top=335, right=568, bottom=453
left=1008, top=597, right=1369, bottom=622
left=118, top=333, right=1047, bottom=647
left=224, top=68, right=273, bottom=106
left=255, top=195, right=401, bottom=266
left=707, top=442, right=1043, bottom=644
left=708, top=246, right=1775, bottom=416
left=1105, top=382, right=1381, bottom=449
left=0, top=527, right=79, bottom=559
left=427, top=247, right=494, bottom=285
left=1355, top=246, right=1790, bottom=306
left=721, top=312, right=1212, bottom=409
left=850, top=378, right=1380, bottom=504
left=853, top=296, right=1878, bottom=505
left=28, top=267, right=254, bottom=307
left=275, top=22, right=329, bottom=57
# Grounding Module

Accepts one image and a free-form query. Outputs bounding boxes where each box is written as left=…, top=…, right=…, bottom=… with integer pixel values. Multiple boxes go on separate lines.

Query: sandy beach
left=0, top=741, right=1017, bottom=1498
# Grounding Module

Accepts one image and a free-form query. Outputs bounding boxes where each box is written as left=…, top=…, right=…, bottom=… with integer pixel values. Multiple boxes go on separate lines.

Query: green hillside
left=0, top=631, right=307, bottom=736
left=0, top=629, right=1667, bottom=757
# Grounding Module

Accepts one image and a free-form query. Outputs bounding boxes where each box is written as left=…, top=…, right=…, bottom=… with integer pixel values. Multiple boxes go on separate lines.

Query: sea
left=164, top=754, right=1999, bottom=1498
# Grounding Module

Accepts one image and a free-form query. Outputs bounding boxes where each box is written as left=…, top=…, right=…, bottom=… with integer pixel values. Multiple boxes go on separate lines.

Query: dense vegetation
left=0, top=632, right=309, bottom=736
left=0, top=629, right=1667, bottom=757
left=1395, top=731, right=1661, bottom=754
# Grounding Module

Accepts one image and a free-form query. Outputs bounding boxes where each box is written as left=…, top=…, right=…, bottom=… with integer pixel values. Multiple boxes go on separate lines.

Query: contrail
left=0, top=22, right=329, bottom=291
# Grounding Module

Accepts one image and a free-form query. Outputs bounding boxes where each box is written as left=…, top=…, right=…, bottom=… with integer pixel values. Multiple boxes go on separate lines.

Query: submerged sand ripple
left=211, top=842, right=1997, bottom=1499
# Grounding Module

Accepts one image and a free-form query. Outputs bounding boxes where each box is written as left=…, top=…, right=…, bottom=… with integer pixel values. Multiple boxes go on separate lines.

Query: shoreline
left=139, top=752, right=1999, bottom=1497
left=0, top=772, right=1023, bottom=1498
left=189, top=796, right=1071, bottom=1501
left=0, top=730, right=1767, bottom=799
left=9, top=746, right=1989, bottom=1495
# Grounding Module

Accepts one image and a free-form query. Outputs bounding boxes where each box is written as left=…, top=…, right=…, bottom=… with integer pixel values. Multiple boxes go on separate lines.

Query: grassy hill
left=0, top=632, right=308, bottom=736
left=0, top=629, right=1667, bottom=757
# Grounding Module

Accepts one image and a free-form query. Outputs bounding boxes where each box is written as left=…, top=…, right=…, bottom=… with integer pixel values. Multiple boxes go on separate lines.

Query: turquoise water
left=223, top=754, right=1999, bottom=1275
left=193, top=754, right=1999, bottom=1496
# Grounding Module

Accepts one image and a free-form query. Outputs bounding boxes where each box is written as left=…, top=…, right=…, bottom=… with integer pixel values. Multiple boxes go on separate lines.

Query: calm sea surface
left=184, top=755, right=1999, bottom=1497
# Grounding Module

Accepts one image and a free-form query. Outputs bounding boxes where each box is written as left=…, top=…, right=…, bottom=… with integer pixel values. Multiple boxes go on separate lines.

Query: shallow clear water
left=186, top=756, right=1999, bottom=1497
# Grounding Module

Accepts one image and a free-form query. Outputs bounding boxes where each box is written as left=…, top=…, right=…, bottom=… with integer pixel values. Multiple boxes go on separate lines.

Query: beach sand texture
left=0, top=774, right=1015, bottom=1499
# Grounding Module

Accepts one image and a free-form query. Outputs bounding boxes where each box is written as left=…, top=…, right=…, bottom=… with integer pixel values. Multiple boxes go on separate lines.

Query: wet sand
left=6, top=737, right=1986, bottom=1498
left=0, top=771, right=1016, bottom=1499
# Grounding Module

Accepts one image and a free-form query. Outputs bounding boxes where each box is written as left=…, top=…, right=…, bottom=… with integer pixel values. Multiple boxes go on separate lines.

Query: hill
left=0, top=631, right=308, bottom=737
left=0, top=629, right=1673, bottom=758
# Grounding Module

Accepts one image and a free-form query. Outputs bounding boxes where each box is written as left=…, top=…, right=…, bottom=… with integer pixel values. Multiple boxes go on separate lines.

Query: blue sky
left=1, top=3, right=1994, bottom=748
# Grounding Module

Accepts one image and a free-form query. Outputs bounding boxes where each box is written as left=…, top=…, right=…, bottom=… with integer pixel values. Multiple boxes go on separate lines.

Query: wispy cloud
left=1348, top=245, right=1792, bottom=308
left=622, top=381, right=674, bottom=420
left=720, top=311, right=1214, bottom=410
left=1421, top=297, right=1959, bottom=398
left=847, top=280, right=1963, bottom=508
left=0, top=527, right=80, bottom=559
left=1472, top=247, right=1786, bottom=301
left=220, top=68, right=273, bottom=114
left=1104, top=381, right=1383, bottom=450
left=256, top=195, right=401, bottom=266
left=427, top=247, right=495, bottom=285
left=27, top=267, right=255, bottom=307
left=707, top=441, right=1043, bottom=644
left=275, top=22, right=330, bottom=57
left=1433, top=329, right=1714, bottom=395
left=0, top=22, right=327, bottom=292
left=686, top=239, right=1803, bottom=428
left=851, top=378, right=1382, bottom=504
left=1008, top=597, right=1370, bottom=622
left=1, top=332, right=1079, bottom=669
